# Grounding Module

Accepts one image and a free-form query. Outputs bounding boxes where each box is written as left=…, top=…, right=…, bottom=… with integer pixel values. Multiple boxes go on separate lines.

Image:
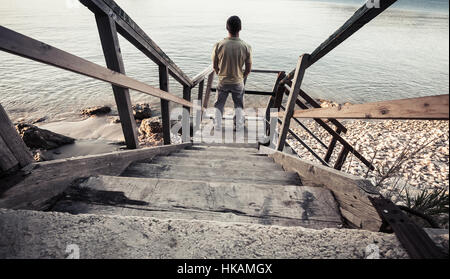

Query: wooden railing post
left=95, top=13, right=139, bottom=149
left=182, top=85, right=192, bottom=143
left=159, top=65, right=171, bottom=145
left=202, top=72, right=215, bottom=112
left=276, top=54, right=310, bottom=151
left=0, top=104, right=33, bottom=174
left=334, top=146, right=350, bottom=170
left=324, top=127, right=342, bottom=163
left=198, top=80, right=205, bottom=103
left=264, top=72, right=285, bottom=136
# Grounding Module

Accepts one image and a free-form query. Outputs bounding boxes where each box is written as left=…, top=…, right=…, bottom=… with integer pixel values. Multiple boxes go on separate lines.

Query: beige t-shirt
left=212, top=37, right=252, bottom=85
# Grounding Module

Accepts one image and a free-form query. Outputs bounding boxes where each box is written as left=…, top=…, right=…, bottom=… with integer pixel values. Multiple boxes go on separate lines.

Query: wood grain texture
left=285, top=95, right=449, bottom=120
left=159, top=65, right=171, bottom=145
left=267, top=149, right=383, bottom=231
left=0, top=25, right=192, bottom=108
left=276, top=54, right=310, bottom=151
left=0, top=143, right=191, bottom=210
left=0, top=104, right=33, bottom=168
left=52, top=175, right=342, bottom=229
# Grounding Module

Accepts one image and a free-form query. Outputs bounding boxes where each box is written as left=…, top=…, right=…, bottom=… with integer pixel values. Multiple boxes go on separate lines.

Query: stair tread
left=51, top=175, right=342, bottom=229
left=145, top=157, right=284, bottom=171
left=121, top=163, right=301, bottom=185
left=168, top=152, right=274, bottom=161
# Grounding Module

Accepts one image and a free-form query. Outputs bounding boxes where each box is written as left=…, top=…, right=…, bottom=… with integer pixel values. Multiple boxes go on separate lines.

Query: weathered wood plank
left=276, top=54, right=310, bottom=151
left=159, top=65, right=171, bottom=145
left=0, top=136, right=19, bottom=173
left=52, top=175, right=342, bottom=229
left=0, top=143, right=191, bottom=210
left=0, top=25, right=193, bottom=108
left=283, top=95, right=449, bottom=120
left=267, top=150, right=383, bottom=231
left=0, top=104, right=33, bottom=167
left=80, top=0, right=193, bottom=87
left=96, top=14, right=139, bottom=149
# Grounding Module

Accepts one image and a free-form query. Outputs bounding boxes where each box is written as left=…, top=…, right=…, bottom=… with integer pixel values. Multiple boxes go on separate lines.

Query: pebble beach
left=286, top=119, right=449, bottom=204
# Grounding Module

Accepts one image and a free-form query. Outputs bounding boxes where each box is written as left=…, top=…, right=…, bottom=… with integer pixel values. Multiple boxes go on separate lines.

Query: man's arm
left=244, top=61, right=252, bottom=78
left=212, top=43, right=219, bottom=74
left=243, top=45, right=252, bottom=78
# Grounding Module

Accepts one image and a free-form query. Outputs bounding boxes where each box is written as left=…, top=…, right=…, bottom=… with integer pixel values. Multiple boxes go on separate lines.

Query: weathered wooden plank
left=264, top=71, right=286, bottom=135
left=0, top=143, right=191, bottom=210
left=267, top=150, right=383, bottom=231
left=285, top=95, right=450, bottom=120
left=122, top=163, right=301, bottom=185
left=0, top=25, right=193, bottom=108
left=251, top=69, right=282, bottom=74
left=159, top=65, right=171, bottom=145
left=197, top=80, right=205, bottom=102
left=276, top=54, right=310, bottom=151
left=96, top=14, right=139, bottom=149
left=52, top=175, right=342, bottom=229
left=0, top=104, right=33, bottom=167
left=0, top=136, right=19, bottom=173
left=80, top=0, right=193, bottom=87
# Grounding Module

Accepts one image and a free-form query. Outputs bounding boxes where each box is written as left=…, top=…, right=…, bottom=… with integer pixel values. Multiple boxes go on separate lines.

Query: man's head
left=226, top=16, right=241, bottom=36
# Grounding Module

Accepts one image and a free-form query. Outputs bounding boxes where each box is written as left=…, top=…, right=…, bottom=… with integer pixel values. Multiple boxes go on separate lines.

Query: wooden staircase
left=49, top=144, right=343, bottom=230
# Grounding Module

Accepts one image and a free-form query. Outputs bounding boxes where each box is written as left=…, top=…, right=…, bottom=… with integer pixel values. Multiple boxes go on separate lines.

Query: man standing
left=211, top=16, right=252, bottom=131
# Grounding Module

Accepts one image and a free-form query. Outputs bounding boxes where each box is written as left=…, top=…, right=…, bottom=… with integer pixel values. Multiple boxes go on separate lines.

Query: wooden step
left=145, top=156, right=284, bottom=171
left=51, top=175, right=342, bottom=229
left=168, top=152, right=273, bottom=162
left=185, top=146, right=257, bottom=153
left=121, top=163, right=301, bottom=185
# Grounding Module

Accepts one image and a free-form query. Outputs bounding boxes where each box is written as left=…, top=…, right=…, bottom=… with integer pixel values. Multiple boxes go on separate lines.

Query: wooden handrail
left=80, top=0, right=193, bottom=87
left=0, top=25, right=193, bottom=108
left=275, top=95, right=450, bottom=120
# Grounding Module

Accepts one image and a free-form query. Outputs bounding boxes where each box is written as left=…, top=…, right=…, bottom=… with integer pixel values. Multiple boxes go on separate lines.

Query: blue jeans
left=214, top=83, right=245, bottom=129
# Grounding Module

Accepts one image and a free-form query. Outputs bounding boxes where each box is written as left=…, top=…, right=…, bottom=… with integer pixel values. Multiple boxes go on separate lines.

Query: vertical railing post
left=95, top=13, right=139, bottom=149
left=182, top=85, right=192, bottom=143
left=202, top=72, right=215, bottom=112
left=324, top=127, right=342, bottom=163
left=264, top=72, right=286, bottom=136
left=159, top=65, right=171, bottom=145
left=276, top=54, right=310, bottom=151
left=198, top=80, right=205, bottom=103
left=334, top=146, right=350, bottom=170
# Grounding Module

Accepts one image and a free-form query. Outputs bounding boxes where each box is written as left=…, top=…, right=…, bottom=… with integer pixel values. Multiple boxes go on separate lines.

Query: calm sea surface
left=0, top=0, right=448, bottom=122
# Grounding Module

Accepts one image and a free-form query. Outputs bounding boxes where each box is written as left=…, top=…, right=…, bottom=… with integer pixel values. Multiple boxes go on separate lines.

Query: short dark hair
left=226, top=16, right=242, bottom=35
